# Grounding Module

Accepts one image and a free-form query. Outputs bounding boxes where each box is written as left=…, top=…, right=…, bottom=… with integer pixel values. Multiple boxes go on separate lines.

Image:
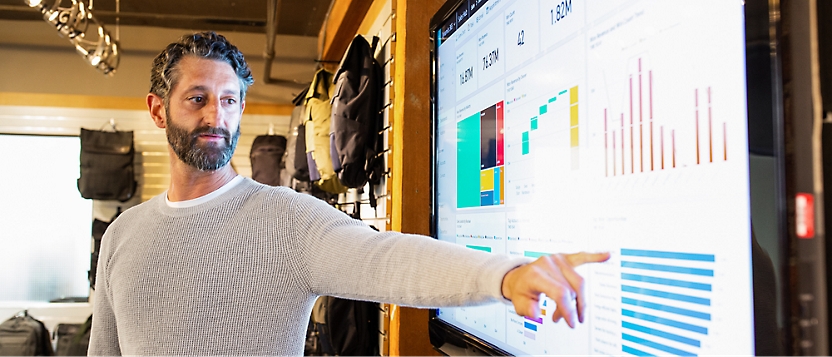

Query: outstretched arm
left=88, top=230, right=123, bottom=356
left=290, top=192, right=609, bottom=316
left=501, top=252, right=610, bottom=328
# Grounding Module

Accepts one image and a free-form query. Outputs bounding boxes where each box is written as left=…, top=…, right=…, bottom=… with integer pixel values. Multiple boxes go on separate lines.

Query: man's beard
left=166, top=117, right=240, bottom=171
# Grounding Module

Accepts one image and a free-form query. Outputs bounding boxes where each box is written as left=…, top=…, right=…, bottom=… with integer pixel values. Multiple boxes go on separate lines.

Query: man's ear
left=147, top=93, right=166, bottom=129
left=240, top=100, right=246, bottom=115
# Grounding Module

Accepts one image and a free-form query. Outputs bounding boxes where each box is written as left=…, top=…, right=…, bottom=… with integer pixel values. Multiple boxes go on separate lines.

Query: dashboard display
left=432, top=0, right=755, bottom=355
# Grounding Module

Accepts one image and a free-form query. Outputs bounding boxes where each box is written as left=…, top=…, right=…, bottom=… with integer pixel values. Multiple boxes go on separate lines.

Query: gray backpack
left=0, top=311, right=53, bottom=356
left=53, top=315, right=91, bottom=356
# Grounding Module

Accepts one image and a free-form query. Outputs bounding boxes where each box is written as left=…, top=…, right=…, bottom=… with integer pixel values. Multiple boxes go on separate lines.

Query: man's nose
left=202, top=98, right=224, bottom=127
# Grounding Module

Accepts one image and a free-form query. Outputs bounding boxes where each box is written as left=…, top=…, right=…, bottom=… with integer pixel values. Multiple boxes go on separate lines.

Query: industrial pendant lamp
left=26, top=0, right=120, bottom=75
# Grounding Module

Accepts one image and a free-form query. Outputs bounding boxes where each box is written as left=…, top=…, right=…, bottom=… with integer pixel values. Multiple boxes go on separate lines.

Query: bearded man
left=87, top=31, right=608, bottom=356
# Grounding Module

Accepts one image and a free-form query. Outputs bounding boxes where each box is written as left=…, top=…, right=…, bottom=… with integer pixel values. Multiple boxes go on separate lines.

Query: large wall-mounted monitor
left=429, top=0, right=789, bottom=355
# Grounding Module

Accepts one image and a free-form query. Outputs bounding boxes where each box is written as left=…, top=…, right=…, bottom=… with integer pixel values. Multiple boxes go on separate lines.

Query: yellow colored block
left=570, top=104, right=579, bottom=126
left=480, top=168, right=494, bottom=191
left=571, top=127, right=579, bottom=147
left=500, top=167, right=505, bottom=204
left=570, top=86, right=579, bottom=104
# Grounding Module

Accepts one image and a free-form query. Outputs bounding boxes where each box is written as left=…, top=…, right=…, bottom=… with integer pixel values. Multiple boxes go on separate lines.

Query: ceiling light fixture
left=26, top=0, right=120, bottom=75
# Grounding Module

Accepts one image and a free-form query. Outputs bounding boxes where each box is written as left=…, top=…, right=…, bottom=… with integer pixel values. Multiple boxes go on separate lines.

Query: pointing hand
left=500, top=252, right=610, bottom=328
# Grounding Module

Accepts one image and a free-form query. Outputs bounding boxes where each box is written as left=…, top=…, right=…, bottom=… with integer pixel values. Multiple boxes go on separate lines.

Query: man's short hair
left=150, top=31, right=254, bottom=104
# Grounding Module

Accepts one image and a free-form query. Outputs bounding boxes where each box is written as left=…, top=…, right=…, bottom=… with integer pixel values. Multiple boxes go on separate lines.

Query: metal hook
left=100, top=118, right=117, bottom=131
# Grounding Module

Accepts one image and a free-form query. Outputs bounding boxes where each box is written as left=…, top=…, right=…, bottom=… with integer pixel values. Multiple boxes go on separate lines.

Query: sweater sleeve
left=290, top=194, right=529, bottom=307
left=88, top=227, right=122, bottom=356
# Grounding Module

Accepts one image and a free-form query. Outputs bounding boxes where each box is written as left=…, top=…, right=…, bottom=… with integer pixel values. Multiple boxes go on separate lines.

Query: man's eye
left=189, top=97, right=204, bottom=103
left=225, top=98, right=237, bottom=105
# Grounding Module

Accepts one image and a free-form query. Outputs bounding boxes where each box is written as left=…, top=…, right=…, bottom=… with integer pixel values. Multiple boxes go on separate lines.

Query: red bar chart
left=602, top=58, right=728, bottom=177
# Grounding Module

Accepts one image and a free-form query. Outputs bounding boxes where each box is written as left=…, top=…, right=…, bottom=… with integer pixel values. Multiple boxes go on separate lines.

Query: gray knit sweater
left=88, top=177, right=526, bottom=356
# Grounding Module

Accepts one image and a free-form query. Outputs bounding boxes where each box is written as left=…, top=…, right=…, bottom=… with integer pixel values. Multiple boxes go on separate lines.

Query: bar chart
left=521, top=251, right=551, bottom=343
left=506, top=287, right=555, bottom=354
left=619, top=248, right=715, bottom=356
left=458, top=101, right=506, bottom=208
left=601, top=58, right=729, bottom=178
left=519, top=86, right=580, bottom=169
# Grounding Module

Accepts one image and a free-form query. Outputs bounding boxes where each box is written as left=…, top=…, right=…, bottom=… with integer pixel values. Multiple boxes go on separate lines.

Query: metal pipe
left=263, top=0, right=306, bottom=87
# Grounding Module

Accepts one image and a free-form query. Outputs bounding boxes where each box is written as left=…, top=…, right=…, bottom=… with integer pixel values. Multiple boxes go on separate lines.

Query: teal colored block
left=457, top=114, right=481, bottom=208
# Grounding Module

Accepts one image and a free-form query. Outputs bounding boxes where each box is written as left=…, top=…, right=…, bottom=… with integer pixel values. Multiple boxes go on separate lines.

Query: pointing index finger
left=565, top=252, right=611, bottom=268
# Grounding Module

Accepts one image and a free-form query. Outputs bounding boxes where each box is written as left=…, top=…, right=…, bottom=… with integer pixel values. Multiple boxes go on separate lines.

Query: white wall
left=0, top=105, right=290, bottom=202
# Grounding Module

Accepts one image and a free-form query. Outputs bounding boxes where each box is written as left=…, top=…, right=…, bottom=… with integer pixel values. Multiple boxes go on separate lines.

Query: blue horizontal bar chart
left=620, top=248, right=715, bottom=356
left=621, top=249, right=715, bottom=262
left=623, top=345, right=654, bottom=356
left=621, top=261, right=714, bottom=276
left=621, top=273, right=712, bottom=291
left=622, top=333, right=696, bottom=356
left=622, top=286, right=711, bottom=306
left=622, top=321, right=701, bottom=347
left=622, top=309, right=708, bottom=335
left=622, top=297, right=711, bottom=321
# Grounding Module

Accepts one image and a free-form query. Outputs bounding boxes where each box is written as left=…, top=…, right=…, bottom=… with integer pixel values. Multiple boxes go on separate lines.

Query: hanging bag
left=330, top=35, right=384, bottom=190
left=250, top=135, right=287, bottom=186
left=304, top=69, right=347, bottom=194
left=77, top=128, right=136, bottom=202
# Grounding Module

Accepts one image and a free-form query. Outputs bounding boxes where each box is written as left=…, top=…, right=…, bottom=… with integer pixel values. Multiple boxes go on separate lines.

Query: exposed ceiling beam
left=0, top=4, right=266, bottom=28
left=317, top=0, right=374, bottom=63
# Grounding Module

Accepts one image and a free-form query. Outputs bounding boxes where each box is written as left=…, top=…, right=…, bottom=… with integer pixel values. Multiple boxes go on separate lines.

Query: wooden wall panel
left=387, top=0, right=446, bottom=355
left=318, top=0, right=451, bottom=354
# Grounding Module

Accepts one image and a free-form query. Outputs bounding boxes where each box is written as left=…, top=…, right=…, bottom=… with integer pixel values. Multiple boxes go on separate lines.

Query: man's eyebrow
left=220, top=89, right=239, bottom=97
left=182, top=86, right=239, bottom=97
left=184, top=85, right=208, bottom=93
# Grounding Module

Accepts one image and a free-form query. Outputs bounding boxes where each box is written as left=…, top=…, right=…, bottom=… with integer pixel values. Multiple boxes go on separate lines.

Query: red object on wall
left=796, top=193, right=815, bottom=239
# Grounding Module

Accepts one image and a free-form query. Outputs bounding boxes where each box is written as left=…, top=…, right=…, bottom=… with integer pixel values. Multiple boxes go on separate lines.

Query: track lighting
left=26, top=0, right=120, bottom=75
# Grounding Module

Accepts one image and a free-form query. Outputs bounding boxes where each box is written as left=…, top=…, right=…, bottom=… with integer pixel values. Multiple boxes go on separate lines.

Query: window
left=0, top=134, right=92, bottom=302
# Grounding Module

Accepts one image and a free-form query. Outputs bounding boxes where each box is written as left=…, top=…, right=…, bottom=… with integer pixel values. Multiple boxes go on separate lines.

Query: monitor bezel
left=426, top=0, right=792, bottom=355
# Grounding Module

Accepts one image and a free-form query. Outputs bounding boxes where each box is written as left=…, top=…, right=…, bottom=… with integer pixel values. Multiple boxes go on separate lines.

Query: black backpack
left=305, top=220, right=381, bottom=356
left=88, top=218, right=110, bottom=290
left=250, top=135, right=288, bottom=186
left=308, top=296, right=378, bottom=356
left=329, top=35, right=385, bottom=201
left=89, top=209, right=120, bottom=290
left=0, top=311, right=53, bottom=356
left=53, top=315, right=90, bottom=356
left=77, top=128, right=136, bottom=202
